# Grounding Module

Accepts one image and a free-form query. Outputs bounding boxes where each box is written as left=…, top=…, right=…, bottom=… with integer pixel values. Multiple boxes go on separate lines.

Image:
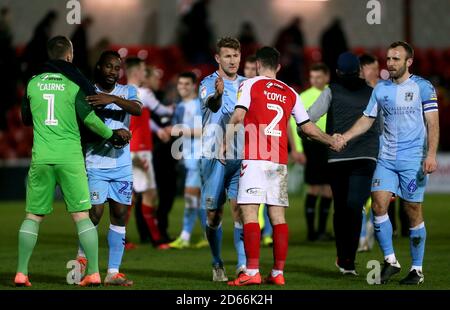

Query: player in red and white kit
left=126, top=58, right=173, bottom=249
left=227, top=47, right=342, bottom=286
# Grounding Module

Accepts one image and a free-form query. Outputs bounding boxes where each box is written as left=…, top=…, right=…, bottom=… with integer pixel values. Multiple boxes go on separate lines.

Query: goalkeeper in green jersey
left=14, top=36, right=129, bottom=287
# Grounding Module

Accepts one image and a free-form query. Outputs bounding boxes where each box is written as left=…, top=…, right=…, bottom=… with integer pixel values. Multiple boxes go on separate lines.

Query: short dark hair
left=359, top=53, right=378, bottom=67
left=97, top=50, right=121, bottom=66
left=47, top=36, right=72, bottom=60
left=216, top=37, right=241, bottom=53
left=125, top=57, right=144, bottom=70
left=255, top=46, right=280, bottom=71
left=178, top=71, right=197, bottom=84
left=389, top=41, right=414, bottom=59
left=245, top=55, right=257, bottom=64
left=310, top=62, right=330, bottom=74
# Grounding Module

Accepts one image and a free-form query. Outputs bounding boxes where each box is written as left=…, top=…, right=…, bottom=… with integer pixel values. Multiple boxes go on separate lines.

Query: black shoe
left=399, top=269, right=424, bottom=285
left=380, top=260, right=401, bottom=284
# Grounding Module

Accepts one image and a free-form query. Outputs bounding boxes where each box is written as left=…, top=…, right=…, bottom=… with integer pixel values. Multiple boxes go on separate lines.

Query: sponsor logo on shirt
left=404, top=92, right=414, bottom=101
left=266, top=81, right=284, bottom=90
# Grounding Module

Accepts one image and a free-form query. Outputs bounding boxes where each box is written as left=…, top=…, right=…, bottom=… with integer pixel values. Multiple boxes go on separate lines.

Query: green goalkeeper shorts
left=26, top=163, right=91, bottom=215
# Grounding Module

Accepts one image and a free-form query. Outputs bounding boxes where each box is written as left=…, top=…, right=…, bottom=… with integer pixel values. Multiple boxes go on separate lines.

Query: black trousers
left=329, top=159, right=376, bottom=268
left=153, top=139, right=178, bottom=242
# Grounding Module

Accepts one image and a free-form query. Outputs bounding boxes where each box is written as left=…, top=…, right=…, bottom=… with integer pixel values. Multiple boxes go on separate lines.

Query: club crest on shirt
left=200, top=86, right=207, bottom=99
left=404, top=92, right=414, bottom=101
left=90, top=191, right=99, bottom=201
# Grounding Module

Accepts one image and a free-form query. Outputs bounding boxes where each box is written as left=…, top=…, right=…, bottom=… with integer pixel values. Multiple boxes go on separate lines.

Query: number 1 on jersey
left=264, top=103, right=283, bottom=137
left=44, top=94, right=58, bottom=126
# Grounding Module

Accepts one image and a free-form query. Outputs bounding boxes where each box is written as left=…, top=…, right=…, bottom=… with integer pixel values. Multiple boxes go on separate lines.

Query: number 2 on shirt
left=264, top=103, right=283, bottom=137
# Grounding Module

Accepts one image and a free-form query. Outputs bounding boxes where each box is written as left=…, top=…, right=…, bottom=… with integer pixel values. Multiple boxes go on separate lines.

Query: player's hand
left=291, top=151, right=306, bottom=165
left=132, top=156, right=149, bottom=171
left=164, top=126, right=174, bottom=136
left=215, top=76, right=224, bottom=97
left=330, top=133, right=346, bottom=152
left=423, top=155, right=437, bottom=174
left=87, top=93, right=115, bottom=107
left=157, top=128, right=170, bottom=143
left=109, top=128, right=131, bottom=149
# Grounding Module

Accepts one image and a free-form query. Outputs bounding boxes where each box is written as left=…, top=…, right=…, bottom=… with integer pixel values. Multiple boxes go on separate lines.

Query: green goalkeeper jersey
left=23, top=72, right=113, bottom=164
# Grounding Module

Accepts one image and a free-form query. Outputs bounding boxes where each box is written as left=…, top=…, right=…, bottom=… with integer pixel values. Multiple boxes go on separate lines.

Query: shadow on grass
left=125, top=267, right=207, bottom=282
left=288, top=263, right=343, bottom=280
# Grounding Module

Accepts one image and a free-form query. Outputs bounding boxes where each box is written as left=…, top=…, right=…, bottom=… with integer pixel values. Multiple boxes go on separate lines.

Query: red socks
left=273, top=223, right=288, bottom=271
left=141, top=204, right=161, bottom=242
left=243, top=222, right=261, bottom=269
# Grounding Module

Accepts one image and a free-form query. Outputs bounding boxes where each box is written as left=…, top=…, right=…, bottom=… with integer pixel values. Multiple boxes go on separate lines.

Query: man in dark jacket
left=307, top=52, right=380, bottom=275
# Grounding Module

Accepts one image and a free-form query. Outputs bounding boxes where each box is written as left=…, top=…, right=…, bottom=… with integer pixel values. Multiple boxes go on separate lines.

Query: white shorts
left=237, top=160, right=289, bottom=207
left=131, top=151, right=156, bottom=193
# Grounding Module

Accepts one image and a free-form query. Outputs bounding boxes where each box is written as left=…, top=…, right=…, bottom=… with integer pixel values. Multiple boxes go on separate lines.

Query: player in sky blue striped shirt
left=199, top=37, right=247, bottom=281
left=340, top=41, right=439, bottom=285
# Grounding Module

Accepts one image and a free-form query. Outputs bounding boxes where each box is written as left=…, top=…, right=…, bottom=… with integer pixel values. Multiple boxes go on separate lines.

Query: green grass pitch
left=1, top=194, right=449, bottom=290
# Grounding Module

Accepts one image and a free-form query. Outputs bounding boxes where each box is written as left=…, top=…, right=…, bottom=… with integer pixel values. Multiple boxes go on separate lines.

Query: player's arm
left=294, top=95, right=341, bottom=151
left=423, top=111, right=439, bottom=173
left=226, top=107, right=246, bottom=144
left=204, top=76, right=224, bottom=113
left=21, top=88, right=33, bottom=126
left=421, top=82, right=440, bottom=174
left=86, top=85, right=142, bottom=116
left=75, top=90, right=113, bottom=139
left=152, top=102, right=173, bottom=116
left=229, top=106, right=246, bottom=125
left=222, top=106, right=246, bottom=161
left=300, top=122, right=337, bottom=148
left=307, top=88, right=332, bottom=122
left=113, top=96, right=142, bottom=116
left=341, top=115, right=375, bottom=144
left=87, top=93, right=142, bottom=116
left=287, top=118, right=306, bottom=164
left=143, top=89, right=173, bottom=116
left=342, top=88, right=378, bottom=144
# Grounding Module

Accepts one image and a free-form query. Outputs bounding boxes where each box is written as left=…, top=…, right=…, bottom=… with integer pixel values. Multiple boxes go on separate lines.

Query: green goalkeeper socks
left=76, top=218, right=99, bottom=274
left=17, top=218, right=40, bottom=275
